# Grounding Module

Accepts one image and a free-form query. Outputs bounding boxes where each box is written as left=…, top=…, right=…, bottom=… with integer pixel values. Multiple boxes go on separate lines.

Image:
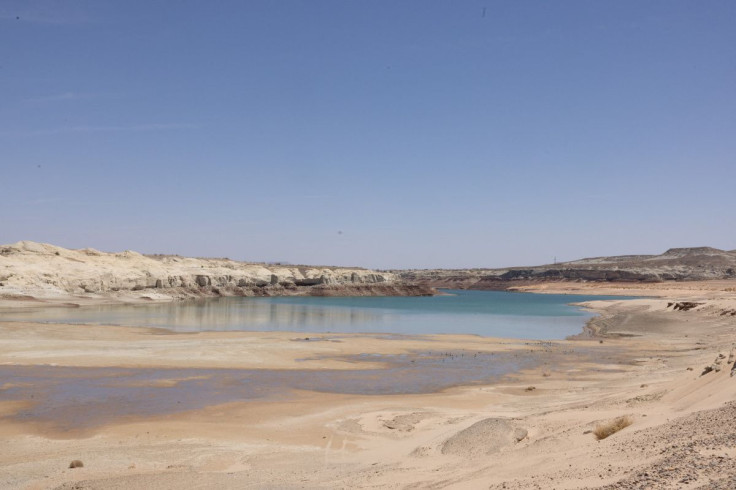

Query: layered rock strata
left=0, top=241, right=434, bottom=302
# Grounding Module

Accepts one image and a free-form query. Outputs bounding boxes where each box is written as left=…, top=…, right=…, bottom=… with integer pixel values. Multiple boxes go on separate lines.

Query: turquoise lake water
left=0, top=290, right=627, bottom=339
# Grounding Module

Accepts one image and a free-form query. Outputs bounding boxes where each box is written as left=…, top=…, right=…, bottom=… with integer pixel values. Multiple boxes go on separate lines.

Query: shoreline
left=0, top=282, right=437, bottom=311
left=0, top=288, right=615, bottom=341
left=1, top=281, right=735, bottom=488
left=3, top=277, right=729, bottom=311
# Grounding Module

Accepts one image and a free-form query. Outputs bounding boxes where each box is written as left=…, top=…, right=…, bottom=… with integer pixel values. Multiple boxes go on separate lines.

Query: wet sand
left=1, top=280, right=736, bottom=489
left=1, top=350, right=540, bottom=433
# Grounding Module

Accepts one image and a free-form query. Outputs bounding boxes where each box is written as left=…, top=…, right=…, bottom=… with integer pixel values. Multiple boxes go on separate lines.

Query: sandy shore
left=1, top=281, right=736, bottom=489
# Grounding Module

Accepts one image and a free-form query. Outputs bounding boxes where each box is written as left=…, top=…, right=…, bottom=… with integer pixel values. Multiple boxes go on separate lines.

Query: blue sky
left=1, top=1, right=734, bottom=268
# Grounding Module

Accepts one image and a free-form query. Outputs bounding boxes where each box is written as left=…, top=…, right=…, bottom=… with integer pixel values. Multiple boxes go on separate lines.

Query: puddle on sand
left=0, top=350, right=536, bottom=432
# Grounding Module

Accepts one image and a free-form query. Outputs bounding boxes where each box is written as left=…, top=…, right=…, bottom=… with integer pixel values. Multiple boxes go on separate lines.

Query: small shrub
left=593, top=416, right=632, bottom=440
left=69, top=460, right=84, bottom=469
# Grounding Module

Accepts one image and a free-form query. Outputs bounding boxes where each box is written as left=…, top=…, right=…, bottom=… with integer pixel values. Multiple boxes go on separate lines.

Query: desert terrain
left=0, top=241, right=431, bottom=308
left=1, top=244, right=736, bottom=489
left=397, top=247, right=736, bottom=289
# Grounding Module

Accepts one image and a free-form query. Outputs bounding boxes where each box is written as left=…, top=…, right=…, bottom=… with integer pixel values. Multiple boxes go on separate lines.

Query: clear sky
left=1, top=1, right=734, bottom=269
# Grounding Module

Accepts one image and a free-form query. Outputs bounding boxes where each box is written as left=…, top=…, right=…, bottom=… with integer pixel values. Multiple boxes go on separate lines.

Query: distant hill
left=398, top=247, right=736, bottom=289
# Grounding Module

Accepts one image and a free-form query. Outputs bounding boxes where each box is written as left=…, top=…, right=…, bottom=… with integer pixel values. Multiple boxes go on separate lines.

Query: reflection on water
left=0, top=290, right=629, bottom=339
left=98, top=298, right=387, bottom=332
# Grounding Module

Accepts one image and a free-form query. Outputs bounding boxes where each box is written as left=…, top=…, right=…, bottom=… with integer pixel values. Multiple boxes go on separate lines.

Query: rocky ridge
left=397, top=247, right=736, bottom=290
left=0, top=241, right=433, bottom=303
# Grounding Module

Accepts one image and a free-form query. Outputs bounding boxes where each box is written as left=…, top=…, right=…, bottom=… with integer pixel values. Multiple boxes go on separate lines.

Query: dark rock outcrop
left=397, top=247, right=736, bottom=290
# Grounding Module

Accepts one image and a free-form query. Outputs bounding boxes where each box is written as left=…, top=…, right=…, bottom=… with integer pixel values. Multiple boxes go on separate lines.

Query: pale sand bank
left=1, top=281, right=735, bottom=489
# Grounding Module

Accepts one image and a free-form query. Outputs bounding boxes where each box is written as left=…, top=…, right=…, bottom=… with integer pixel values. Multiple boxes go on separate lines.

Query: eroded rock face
left=0, top=241, right=418, bottom=300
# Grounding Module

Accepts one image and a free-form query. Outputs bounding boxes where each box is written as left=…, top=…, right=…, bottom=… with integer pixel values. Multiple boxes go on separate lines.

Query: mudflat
left=2, top=281, right=736, bottom=489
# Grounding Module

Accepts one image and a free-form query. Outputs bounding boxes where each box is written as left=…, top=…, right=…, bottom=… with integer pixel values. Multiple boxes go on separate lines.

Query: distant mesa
left=396, top=246, right=736, bottom=289
left=661, top=247, right=728, bottom=257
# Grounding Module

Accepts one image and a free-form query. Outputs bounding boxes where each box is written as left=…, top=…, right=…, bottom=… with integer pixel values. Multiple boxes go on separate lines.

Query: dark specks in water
left=291, top=336, right=343, bottom=343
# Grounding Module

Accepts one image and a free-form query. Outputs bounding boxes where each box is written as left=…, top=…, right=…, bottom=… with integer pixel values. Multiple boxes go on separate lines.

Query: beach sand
left=1, top=280, right=736, bottom=489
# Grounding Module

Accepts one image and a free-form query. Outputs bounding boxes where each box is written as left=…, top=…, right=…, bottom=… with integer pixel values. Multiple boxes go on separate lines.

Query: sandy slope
left=0, top=281, right=735, bottom=489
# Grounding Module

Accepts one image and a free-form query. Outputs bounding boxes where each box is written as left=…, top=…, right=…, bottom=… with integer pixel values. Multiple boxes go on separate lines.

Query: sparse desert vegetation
left=593, top=416, right=633, bottom=440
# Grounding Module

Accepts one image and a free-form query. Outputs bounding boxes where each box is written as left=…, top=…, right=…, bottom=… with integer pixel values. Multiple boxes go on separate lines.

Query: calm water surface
left=0, top=290, right=631, bottom=428
left=0, top=290, right=628, bottom=339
